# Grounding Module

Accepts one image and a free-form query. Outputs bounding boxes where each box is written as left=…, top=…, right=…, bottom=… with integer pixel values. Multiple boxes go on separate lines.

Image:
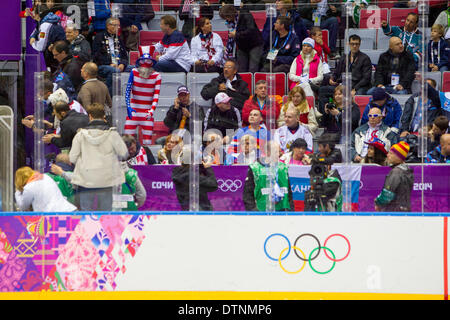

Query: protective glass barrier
left=9, top=1, right=450, bottom=214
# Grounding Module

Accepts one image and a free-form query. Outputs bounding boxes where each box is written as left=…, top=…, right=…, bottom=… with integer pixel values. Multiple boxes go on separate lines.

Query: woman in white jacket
left=14, top=166, right=76, bottom=212
left=190, top=17, right=224, bottom=73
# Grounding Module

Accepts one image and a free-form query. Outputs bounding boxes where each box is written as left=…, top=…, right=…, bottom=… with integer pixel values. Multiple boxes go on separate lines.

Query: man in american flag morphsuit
left=124, top=45, right=162, bottom=146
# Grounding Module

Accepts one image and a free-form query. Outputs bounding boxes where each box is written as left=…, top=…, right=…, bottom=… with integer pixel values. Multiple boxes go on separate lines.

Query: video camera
left=304, top=155, right=330, bottom=211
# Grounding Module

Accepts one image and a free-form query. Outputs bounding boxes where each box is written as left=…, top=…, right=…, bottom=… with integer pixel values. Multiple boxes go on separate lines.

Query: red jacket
left=314, top=42, right=330, bottom=63
left=242, top=95, right=282, bottom=126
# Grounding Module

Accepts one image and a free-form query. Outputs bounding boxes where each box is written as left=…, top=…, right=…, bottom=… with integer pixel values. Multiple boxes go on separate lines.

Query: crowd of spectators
left=15, top=0, right=450, bottom=211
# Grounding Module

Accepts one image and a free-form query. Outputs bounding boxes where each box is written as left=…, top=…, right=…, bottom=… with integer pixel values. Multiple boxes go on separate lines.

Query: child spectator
left=428, top=24, right=450, bottom=72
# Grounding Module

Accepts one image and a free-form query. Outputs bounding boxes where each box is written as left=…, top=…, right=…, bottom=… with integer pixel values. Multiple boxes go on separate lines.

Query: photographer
left=304, top=153, right=343, bottom=212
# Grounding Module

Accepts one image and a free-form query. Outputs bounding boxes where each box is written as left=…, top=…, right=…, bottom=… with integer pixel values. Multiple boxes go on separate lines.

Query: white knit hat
left=302, top=37, right=315, bottom=48
left=48, top=88, right=69, bottom=105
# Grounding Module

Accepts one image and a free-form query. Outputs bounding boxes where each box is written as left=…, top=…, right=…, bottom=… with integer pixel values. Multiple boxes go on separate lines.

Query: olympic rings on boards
left=263, top=233, right=351, bottom=275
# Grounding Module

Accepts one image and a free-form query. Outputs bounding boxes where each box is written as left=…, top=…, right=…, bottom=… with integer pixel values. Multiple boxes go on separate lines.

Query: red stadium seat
left=354, top=95, right=371, bottom=119
left=238, top=72, right=253, bottom=95
left=389, top=8, right=418, bottom=27
left=442, top=71, right=450, bottom=92
left=359, top=8, right=388, bottom=29
left=306, top=96, right=315, bottom=109
left=151, top=0, right=161, bottom=12
left=152, top=121, right=170, bottom=144
left=251, top=11, right=266, bottom=31
left=139, top=31, right=163, bottom=46
left=254, top=72, right=286, bottom=97
left=215, top=31, right=228, bottom=46
left=377, top=0, right=395, bottom=9
left=129, top=51, right=139, bottom=65
left=162, top=0, right=181, bottom=11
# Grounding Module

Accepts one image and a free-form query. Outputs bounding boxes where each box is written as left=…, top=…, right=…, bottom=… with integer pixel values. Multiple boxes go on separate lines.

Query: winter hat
left=371, top=87, right=388, bottom=102
left=302, top=37, right=315, bottom=48
left=48, top=88, right=69, bottom=105
left=135, top=45, right=157, bottom=68
left=365, top=136, right=388, bottom=155
left=389, top=141, right=410, bottom=161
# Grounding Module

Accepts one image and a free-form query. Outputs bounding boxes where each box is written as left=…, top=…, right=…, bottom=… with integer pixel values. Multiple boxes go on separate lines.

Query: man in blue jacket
left=261, top=16, right=301, bottom=73
left=361, top=87, right=403, bottom=133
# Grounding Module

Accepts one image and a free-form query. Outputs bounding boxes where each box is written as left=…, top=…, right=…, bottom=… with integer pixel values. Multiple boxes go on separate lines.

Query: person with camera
left=243, top=141, right=293, bottom=212
left=320, top=85, right=361, bottom=143
left=304, top=133, right=343, bottom=212
left=375, top=141, right=414, bottom=212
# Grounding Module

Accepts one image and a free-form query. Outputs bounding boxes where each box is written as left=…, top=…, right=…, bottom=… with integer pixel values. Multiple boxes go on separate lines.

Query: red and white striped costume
left=123, top=69, right=161, bottom=146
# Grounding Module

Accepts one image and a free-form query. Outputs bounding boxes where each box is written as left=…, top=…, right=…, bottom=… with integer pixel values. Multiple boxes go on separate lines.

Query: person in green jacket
left=243, top=141, right=294, bottom=211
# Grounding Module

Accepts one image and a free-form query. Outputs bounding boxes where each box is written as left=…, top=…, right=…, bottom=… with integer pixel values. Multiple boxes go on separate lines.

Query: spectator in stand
left=360, top=137, right=388, bottom=166
left=203, top=92, right=242, bottom=140
left=69, top=102, right=129, bottom=211
left=92, top=17, right=128, bottom=96
left=297, top=0, right=341, bottom=58
left=118, top=159, right=147, bottom=211
left=29, top=9, right=66, bottom=73
left=381, top=12, right=422, bottom=67
left=172, top=145, right=218, bottom=211
left=219, top=4, right=264, bottom=73
left=361, top=87, right=403, bottom=132
left=428, top=24, right=450, bottom=72
left=279, top=137, right=311, bottom=165
left=122, top=134, right=157, bottom=165
left=51, top=40, right=84, bottom=100
left=243, top=140, right=293, bottom=212
left=225, top=134, right=259, bottom=165
left=77, top=62, right=112, bottom=117
left=321, top=85, right=361, bottom=143
left=14, top=166, right=77, bottom=212
left=190, top=17, right=224, bottom=73
left=228, top=109, right=270, bottom=157
left=318, top=34, right=372, bottom=113
left=242, top=80, right=282, bottom=127
left=309, top=132, right=343, bottom=164
left=351, top=106, right=399, bottom=163
left=434, top=3, right=450, bottom=41
left=92, top=0, right=111, bottom=33
left=200, top=59, right=250, bottom=112
left=115, top=0, right=155, bottom=52
left=427, top=115, right=449, bottom=152
left=65, top=22, right=91, bottom=64
left=274, top=106, right=313, bottom=153
left=261, top=15, right=301, bottom=73
left=310, top=26, right=331, bottom=73
left=426, top=133, right=450, bottom=163
left=203, top=131, right=225, bottom=165
left=61, top=0, right=90, bottom=36
left=163, top=85, right=206, bottom=138
left=179, top=0, right=214, bottom=43
left=42, top=100, right=89, bottom=150
left=346, top=0, right=369, bottom=28
left=400, top=78, right=443, bottom=137
left=157, top=133, right=184, bottom=165
left=152, top=15, right=192, bottom=73
left=367, top=36, right=416, bottom=95
left=288, top=37, right=323, bottom=97
left=262, top=0, right=308, bottom=47
left=278, top=86, right=319, bottom=134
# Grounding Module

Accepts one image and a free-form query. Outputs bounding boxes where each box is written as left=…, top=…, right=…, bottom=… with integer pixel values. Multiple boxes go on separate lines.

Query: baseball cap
left=215, top=92, right=232, bottom=105
left=177, top=85, right=190, bottom=95
left=364, top=137, right=388, bottom=155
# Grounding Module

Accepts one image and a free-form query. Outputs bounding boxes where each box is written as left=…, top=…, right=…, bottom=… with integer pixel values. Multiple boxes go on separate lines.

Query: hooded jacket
left=69, top=120, right=129, bottom=188
left=361, top=96, right=403, bottom=130
left=30, top=12, right=65, bottom=53
left=70, top=34, right=92, bottom=63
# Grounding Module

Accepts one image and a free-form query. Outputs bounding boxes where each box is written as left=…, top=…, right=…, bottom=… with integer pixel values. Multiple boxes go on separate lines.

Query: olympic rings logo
left=263, top=233, right=351, bottom=275
left=217, top=179, right=243, bottom=192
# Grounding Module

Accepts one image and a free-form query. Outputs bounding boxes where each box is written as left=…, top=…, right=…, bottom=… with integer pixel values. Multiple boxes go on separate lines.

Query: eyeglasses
left=368, top=114, right=381, bottom=118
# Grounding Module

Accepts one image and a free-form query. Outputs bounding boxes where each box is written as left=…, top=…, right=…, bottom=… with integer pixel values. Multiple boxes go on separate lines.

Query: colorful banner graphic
left=135, top=165, right=450, bottom=213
